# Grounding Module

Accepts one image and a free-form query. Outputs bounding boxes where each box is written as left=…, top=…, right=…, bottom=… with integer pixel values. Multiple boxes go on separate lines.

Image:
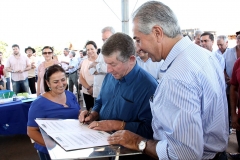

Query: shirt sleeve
left=27, top=97, right=46, bottom=127
left=26, top=56, right=31, bottom=66
left=123, top=84, right=155, bottom=139
left=96, top=62, right=107, bottom=73
left=230, top=59, right=240, bottom=86
left=96, top=54, right=107, bottom=73
left=153, top=79, right=203, bottom=160
left=5, top=58, right=10, bottom=68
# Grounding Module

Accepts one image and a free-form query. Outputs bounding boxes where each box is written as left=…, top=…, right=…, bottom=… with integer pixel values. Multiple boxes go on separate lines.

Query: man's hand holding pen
left=79, top=108, right=99, bottom=124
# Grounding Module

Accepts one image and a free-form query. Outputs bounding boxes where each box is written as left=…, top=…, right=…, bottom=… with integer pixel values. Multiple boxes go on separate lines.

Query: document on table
left=35, top=119, right=111, bottom=151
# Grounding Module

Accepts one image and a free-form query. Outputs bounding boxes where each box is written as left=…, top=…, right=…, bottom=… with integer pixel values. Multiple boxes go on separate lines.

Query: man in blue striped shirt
left=108, top=1, right=228, bottom=160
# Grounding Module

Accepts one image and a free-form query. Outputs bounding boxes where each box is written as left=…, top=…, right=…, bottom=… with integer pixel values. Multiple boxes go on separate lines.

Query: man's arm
left=68, top=59, right=79, bottom=69
left=108, top=130, right=159, bottom=159
left=224, top=69, right=230, bottom=85
left=61, top=60, right=69, bottom=65
left=230, top=85, right=240, bottom=130
left=24, top=63, right=31, bottom=71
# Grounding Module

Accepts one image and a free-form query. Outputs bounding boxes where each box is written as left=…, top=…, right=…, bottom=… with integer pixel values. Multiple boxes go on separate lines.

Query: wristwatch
left=138, top=139, right=148, bottom=152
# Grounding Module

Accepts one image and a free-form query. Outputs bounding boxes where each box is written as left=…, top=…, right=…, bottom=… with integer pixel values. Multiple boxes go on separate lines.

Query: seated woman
left=27, top=64, right=80, bottom=160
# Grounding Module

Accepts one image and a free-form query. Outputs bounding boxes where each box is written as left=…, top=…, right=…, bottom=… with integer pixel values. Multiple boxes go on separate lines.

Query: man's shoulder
left=136, top=67, right=158, bottom=85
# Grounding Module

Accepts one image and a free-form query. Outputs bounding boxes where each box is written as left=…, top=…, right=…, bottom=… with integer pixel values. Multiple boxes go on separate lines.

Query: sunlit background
left=0, top=0, right=239, bottom=54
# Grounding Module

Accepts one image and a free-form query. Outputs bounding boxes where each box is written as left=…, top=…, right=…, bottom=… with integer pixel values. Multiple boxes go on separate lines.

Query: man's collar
left=160, top=36, right=192, bottom=72
left=118, top=63, right=139, bottom=85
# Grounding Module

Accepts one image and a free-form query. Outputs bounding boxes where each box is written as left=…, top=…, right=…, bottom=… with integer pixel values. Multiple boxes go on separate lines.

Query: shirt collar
left=119, top=63, right=140, bottom=85
left=136, top=56, right=151, bottom=62
left=161, top=36, right=192, bottom=71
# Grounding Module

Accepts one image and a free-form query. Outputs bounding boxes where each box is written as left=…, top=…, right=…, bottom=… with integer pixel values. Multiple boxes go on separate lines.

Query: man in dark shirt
left=79, top=32, right=157, bottom=160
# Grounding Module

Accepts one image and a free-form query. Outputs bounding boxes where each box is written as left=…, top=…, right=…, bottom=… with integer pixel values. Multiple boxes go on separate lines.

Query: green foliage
left=0, top=41, right=8, bottom=53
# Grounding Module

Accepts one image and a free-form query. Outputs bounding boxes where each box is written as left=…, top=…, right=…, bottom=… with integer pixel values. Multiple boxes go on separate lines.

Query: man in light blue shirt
left=68, top=51, right=79, bottom=97
left=200, top=32, right=225, bottom=71
left=216, top=35, right=228, bottom=55
left=136, top=50, right=164, bottom=81
left=108, top=1, right=228, bottom=160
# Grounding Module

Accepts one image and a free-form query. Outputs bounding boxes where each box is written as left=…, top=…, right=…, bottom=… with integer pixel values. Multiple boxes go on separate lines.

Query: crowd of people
left=1, top=1, right=240, bottom=159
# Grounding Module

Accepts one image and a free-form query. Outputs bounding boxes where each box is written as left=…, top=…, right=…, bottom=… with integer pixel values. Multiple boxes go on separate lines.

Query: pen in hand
left=81, top=108, right=92, bottom=125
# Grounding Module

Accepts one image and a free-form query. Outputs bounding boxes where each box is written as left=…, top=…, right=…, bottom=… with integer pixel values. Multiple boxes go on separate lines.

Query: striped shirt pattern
left=151, top=37, right=228, bottom=159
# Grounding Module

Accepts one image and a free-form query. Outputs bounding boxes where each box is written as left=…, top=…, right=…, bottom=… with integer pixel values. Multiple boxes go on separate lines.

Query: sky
left=0, top=0, right=239, bottom=52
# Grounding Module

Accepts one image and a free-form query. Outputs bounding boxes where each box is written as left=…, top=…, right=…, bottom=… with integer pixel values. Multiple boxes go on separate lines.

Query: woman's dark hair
left=42, top=46, right=54, bottom=53
left=85, top=41, right=97, bottom=49
left=44, top=64, right=66, bottom=92
left=82, top=51, right=87, bottom=56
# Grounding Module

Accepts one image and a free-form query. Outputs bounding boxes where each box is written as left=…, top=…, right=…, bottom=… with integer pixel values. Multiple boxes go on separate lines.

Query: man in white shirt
left=193, top=30, right=203, bottom=46
left=136, top=50, right=163, bottom=81
left=200, top=32, right=225, bottom=70
left=88, top=26, right=115, bottom=98
left=5, top=44, right=31, bottom=94
left=216, top=35, right=228, bottom=55
left=68, top=51, right=79, bottom=96
left=60, top=48, right=70, bottom=75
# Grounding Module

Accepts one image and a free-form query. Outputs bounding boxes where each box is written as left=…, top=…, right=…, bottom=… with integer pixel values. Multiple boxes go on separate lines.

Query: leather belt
left=69, top=70, right=77, bottom=74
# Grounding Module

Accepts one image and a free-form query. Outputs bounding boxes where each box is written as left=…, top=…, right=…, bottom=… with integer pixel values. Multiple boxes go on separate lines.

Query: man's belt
left=69, top=70, right=77, bottom=75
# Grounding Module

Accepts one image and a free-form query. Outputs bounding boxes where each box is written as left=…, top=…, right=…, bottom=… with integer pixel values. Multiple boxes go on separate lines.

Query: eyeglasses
left=42, top=52, right=53, bottom=55
left=200, top=40, right=209, bottom=43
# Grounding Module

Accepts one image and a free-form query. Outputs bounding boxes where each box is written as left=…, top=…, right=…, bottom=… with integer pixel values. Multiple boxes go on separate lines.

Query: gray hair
left=70, top=51, right=76, bottom=57
left=132, top=1, right=181, bottom=38
left=102, top=32, right=135, bottom=62
left=101, top=26, right=115, bottom=34
left=194, top=30, right=203, bottom=37
left=217, top=35, right=228, bottom=42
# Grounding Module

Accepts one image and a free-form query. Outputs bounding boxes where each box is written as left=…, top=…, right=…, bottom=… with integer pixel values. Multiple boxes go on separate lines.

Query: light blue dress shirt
left=151, top=37, right=228, bottom=159
left=136, top=57, right=164, bottom=81
left=213, top=50, right=225, bottom=71
left=68, top=57, right=79, bottom=73
left=224, top=46, right=237, bottom=78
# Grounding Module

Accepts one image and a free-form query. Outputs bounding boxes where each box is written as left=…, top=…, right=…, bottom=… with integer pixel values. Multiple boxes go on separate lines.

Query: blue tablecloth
left=0, top=90, right=11, bottom=94
left=0, top=100, right=32, bottom=135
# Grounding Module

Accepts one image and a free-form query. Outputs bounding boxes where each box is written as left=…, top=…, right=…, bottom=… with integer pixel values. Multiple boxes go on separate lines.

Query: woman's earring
left=49, top=87, right=51, bottom=90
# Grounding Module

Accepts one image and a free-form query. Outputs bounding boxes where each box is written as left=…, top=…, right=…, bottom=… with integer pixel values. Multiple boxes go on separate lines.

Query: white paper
left=35, top=119, right=111, bottom=151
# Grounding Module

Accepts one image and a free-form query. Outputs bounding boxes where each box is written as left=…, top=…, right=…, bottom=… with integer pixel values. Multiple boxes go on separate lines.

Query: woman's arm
left=37, top=76, right=41, bottom=96
left=27, top=126, right=45, bottom=146
left=36, top=65, right=41, bottom=96
left=79, top=70, right=91, bottom=90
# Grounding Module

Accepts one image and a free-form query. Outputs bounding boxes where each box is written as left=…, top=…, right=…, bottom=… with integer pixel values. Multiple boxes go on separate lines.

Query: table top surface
left=40, top=120, right=141, bottom=160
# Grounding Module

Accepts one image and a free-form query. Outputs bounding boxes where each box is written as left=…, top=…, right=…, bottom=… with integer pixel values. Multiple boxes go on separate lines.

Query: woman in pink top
left=80, top=41, right=98, bottom=111
left=37, top=46, right=59, bottom=96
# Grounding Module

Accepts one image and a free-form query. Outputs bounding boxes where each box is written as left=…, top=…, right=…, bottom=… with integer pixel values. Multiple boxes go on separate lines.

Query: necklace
left=62, top=103, right=69, bottom=108
left=49, top=91, right=69, bottom=108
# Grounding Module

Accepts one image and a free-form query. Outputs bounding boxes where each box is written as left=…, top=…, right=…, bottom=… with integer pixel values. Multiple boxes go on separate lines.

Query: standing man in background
left=216, top=35, right=228, bottom=55
left=68, top=51, right=79, bottom=99
left=5, top=44, right=31, bottom=94
left=136, top=50, right=163, bottom=81
left=88, top=26, right=115, bottom=98
left=193, top=30, right=203, bottom=46
left=25, top=46, right=37, bottom=94
left=60, top=48, right=70, bottom=76
left=200, top=32, right=225, bottom=70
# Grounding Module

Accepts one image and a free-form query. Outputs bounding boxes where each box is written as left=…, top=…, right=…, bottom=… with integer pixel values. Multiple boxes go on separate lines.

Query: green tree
left=0, top=41, right=9, bottom=58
